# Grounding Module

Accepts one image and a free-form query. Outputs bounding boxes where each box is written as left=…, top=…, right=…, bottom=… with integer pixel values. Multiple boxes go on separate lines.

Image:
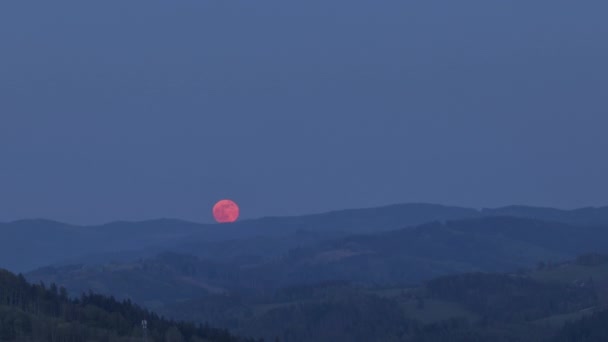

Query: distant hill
left=0, top=219, right=204, bottom=272
left=28, top=217, right=608, bottom=307
left=2, top=203, right=478, bottom=272
left=5, top=203, right=608, bottom=273
left=0, top=268, right=251, bottom=342
left=481, top=206, right=608, bottom=226
left=248, top=216, right=608, bottom=288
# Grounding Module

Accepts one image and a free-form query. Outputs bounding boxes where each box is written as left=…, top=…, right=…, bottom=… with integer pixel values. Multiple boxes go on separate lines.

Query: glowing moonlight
left=213, top=199, right=240, bottom=223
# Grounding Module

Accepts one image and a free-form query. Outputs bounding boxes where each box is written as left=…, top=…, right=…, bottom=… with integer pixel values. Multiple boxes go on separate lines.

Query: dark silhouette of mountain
left=28, top=217, right=608, bottom=307
left=0, top=268, right=252, bottom=342
left=6, top=203, right=608, bottom=273
left=1, top=203, right=478, bottom=272
left=249, top=217, right=608, bottom=288
left=0, top=218, right=204, bottom=272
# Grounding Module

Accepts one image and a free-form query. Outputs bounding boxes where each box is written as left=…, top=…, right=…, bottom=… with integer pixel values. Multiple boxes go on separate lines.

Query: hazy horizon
left=3, top=201, right=608, bottom=226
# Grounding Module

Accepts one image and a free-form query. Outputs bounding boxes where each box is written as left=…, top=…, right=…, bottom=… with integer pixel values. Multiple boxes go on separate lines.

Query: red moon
left=213, top=199, right=240, bottom=223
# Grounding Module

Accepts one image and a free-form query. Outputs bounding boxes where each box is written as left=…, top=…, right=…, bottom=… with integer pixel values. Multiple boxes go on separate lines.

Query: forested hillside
left=552, top=309, right=608, bottom=342
left=0, top=268, right=253, bottom=342
left=162, top=254, right=608, bottom=342
left=14, top=211, right=608, bottom=341
left=25, top=253, right=608, bottom=341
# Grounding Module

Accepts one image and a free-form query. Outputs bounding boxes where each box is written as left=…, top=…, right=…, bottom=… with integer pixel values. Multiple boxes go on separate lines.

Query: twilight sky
left=1, top=0, right=607, bottom=224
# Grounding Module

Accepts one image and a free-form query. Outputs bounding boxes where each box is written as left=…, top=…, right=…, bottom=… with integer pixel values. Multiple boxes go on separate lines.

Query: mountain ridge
left=4, top=203, right=608, bottom=273
left=6, top=202, right=608, bottom=227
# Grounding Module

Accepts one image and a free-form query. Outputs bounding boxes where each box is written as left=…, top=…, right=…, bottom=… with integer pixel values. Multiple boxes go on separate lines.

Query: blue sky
left=1, top=0, right=607, bottom=224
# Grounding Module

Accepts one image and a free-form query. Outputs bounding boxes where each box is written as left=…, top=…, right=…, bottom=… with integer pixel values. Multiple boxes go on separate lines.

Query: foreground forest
left=0, top=269, right=255, bottom=342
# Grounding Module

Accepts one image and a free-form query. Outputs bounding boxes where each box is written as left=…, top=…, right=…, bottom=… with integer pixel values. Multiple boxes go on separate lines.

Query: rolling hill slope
left=5, top=203, right=608, bottom=273
left=28, top=217, right=608, bottom=306
left=3, top=203, right=477, bottom=272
